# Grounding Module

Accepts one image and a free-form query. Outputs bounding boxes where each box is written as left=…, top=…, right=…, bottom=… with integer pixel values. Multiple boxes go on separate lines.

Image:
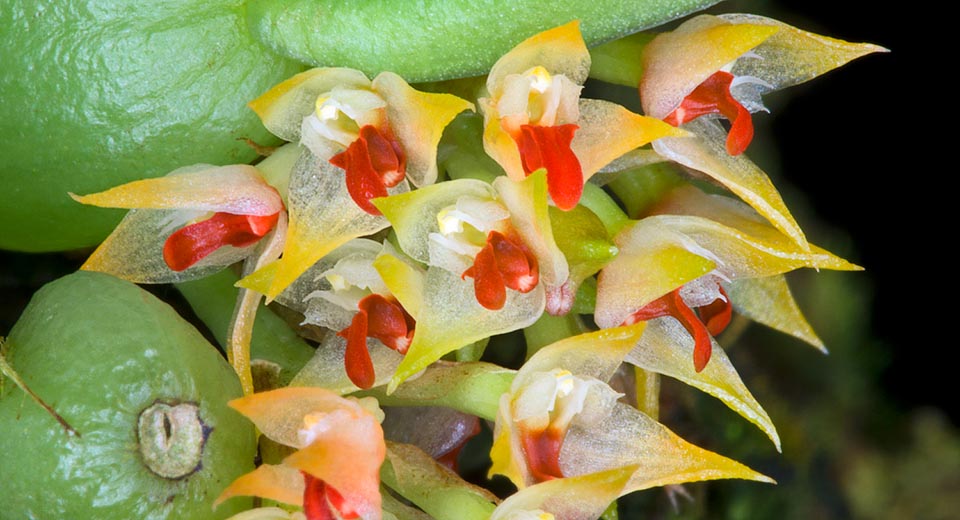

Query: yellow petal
left=561, top=402, right=775, bottom=491
left=249, top=67, right=372, bottom=143
left=81, top=209, right=254, bottom=283
left=388, top=267, right=544, bottom=393
left=727, top=275, right=825, bottom=352
left=628, top=318, right=781, bottom=450
left=215, top=464, right=305, bottom=508
left=481, top=99, right=527, bottom=182
left=374, top=253, right=425, bottom=320
left=572, top=99, right=685, bottom=179
left=514, top=324, right=646, bottom=391
left=256, top=150, right=397, bottom=300
left=719, top=13, right=888, bottom=93
left=70, top=164, right=282, bottom=216
left=487, top=21, right=590, bottom=98
left=652, top=119, right=809, bottom=249
left=640, top=16, right=779, bottom=118
left=373, top=72, right=474, bottom=187
left=490, top=466, right=637, bottom=520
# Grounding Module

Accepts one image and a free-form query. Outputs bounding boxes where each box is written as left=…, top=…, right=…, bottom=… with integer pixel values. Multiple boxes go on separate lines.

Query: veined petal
left=486, top=21, right=590, bottom=99
left=514, top=324, right=646, bottom=391
left=561, top=402, right=774, bottom=491
left=572, top=99, right=685, bottom=180
left=719, top=13, right=888, bottom=98
left=652, top=119, right=808, bottom=249
left=726, top=275, right=825, bottom=351
left=490, top=466, right=637, bottom=520
left=595, top=210, right=857, bottom=329
left=374, top=178, right=500, bottom=265
left=70, top=164, right=283, bottom=216
left=81, top=208, right=255, bottom=283
left=627, top=318, right=780, bottom=450
left=290, top=334, right=404, bottom=395
left=249, top=67, right=372, bottom=143
left=388, top=267, right=544, bottom=393
left=372, top=71, right=474, bottom=187
left=216, top=464, right=306, bottom=508
left=640, top=16, right=779, bottom=119
left=243, top=150, right=397, bottom=300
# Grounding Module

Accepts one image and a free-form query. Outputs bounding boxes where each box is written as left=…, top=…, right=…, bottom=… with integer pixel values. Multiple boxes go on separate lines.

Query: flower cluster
left=73, top=13, right=882, bottom=520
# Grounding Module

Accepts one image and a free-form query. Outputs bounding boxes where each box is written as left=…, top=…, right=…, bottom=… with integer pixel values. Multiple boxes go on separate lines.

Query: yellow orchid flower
left=70, top=164, right=285, bottom=282
left=216, top=387, right=386, bottom=520
left=489, top=325, right=772, bottom=492
left=638, top=14, right=886, bottom=248
left=480, top=21, right=682, bottom=211
left=595, top=185, right=861, bottom=372
left=243, top=67, right=473, bottom=300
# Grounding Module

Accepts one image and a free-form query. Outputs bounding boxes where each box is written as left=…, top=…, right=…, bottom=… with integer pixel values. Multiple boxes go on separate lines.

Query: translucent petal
left=561, top=403, right=774, bottom=490
left=720, top=14, right=888, bottom=95
left=388, top=267, right=544, bottom=392
left=726, top=275, right=825, bottom=351
left=374, top=178, right=499, bottom=265
left=249, top=67, right=372, bottom=143
left=595, top=210, right=858, bottom=328
left=514, top=324, right=646, bottom=392
left=70, top=164, right=283, bottom=216
left=627, top=318, right=780, bottom=450
left=572, top=99, right=685, bottom=179
left=482, top=97, right=527, bottom=182
left=372, top=71, right=474, bottom=187
left=374, top=252, right=425, bottom=321
left=81, top=208, right=253, bottom=283
left=652, top=119, right=808, bottom=249
left=486, top=21, right=590, bottom=98
left=490, top=466, right=637, bottom=520
left=640, top=16, right=778, bottom=119
left=246, top=150, right=397, bottom=300
left=290, top=334, right=404, bottom=394
left=216, top=464, right=305, bottom=508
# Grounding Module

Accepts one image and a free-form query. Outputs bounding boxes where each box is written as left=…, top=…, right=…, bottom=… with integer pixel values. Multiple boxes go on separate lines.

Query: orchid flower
left=595, top=185, right=861, bottom=372
left=638, top=14, right=886, bottom=248
left=489, top=324, right=773, bottom=492
left=240, top=68, right=473, bottom=300
left=480, top=21, right=682, bottom=211
left=268, top=239, right=419, bottom=390
left=216, top=387, right=386, bottom=520
left=70, top=164, right=285, bottom=283
left=374, top=173, right=566, bottom=389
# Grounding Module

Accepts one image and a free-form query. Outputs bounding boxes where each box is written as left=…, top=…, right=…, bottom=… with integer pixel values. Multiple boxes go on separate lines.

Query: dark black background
left=752, top=1, right=950, bottom=421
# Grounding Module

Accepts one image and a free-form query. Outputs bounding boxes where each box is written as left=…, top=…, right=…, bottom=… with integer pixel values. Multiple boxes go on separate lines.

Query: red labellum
left=516, top=123, right=583, bottom=210
left=622, top=284, right=733, bottom=372
left=330, top=125, right=406, bottom=215
left=521, top=426, right=566, bottom=482
left=302, top=472, right=359, bottom=520
left=162, top=211, right=280, bottom=272
left=663, top=70, right=754, bottom=155
left=462, top=231, right=539, bottom=311
left=338, top=294, right=415, bottom=389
